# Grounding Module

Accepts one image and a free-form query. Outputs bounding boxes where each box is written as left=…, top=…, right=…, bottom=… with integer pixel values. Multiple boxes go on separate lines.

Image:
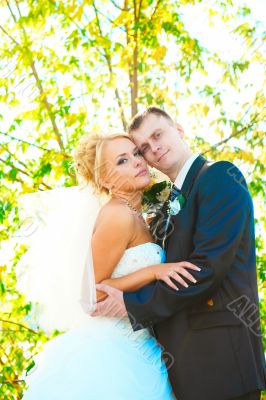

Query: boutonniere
left=167, top=193, right=187, bottom=216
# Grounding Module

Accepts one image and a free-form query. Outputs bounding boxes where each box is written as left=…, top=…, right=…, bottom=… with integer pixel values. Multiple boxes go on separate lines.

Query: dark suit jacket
left=124, top=155, right=266, bottom=400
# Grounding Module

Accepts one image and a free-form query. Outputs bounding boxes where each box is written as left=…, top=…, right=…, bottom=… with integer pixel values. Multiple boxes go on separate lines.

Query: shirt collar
left=174, top=154, right=199, bottom=190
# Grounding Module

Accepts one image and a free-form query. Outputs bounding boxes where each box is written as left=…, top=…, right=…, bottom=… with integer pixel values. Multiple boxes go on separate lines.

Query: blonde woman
left=22, top=133, right=198, bottom=400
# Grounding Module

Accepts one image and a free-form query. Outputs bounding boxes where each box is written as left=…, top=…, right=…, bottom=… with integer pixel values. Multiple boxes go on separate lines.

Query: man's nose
left=150, top=143, right=160, bottom=153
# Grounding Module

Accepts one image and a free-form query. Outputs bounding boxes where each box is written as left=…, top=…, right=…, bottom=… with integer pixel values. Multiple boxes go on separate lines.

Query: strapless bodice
left=111, top=242, right=166, bottom=278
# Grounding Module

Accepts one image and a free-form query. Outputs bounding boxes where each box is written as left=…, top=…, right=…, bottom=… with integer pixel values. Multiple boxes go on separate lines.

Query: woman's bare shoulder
left=94, top=200, right=135, bottom=232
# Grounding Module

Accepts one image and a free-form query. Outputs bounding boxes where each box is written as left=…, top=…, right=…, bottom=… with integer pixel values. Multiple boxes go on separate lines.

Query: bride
left=21, top=132, right=198, bottom=399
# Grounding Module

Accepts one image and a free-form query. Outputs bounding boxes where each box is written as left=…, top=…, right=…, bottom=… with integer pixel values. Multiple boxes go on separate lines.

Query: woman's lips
left=136, top=169, right=148, bottom=177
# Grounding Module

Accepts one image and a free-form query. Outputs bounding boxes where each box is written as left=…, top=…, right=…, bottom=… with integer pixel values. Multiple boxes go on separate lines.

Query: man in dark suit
left=94, top=107, right=266, bottom=400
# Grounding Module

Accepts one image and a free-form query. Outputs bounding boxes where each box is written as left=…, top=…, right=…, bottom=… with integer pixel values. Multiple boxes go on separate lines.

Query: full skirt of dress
left=23, top=316, right=174, bottom=400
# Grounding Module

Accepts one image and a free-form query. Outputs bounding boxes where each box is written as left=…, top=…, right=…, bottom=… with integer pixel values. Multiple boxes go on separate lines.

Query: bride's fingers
left=175, top=268, right=197, bottom=283
left=178, top=262, right=201, bottom=271
left=171, top=272, right=189, bottom=288
left=162, top=277, right=179, bottom=291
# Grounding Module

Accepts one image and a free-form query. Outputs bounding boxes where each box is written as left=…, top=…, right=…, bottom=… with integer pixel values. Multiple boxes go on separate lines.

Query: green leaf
left=25, top=360, right=35, bottom=375
left=9, top=168, right=18, bottom=181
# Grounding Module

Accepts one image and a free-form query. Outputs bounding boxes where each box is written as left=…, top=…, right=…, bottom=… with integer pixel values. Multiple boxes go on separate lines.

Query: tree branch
left=5, top=0, right=17, bottom=22
left=93, top=0, right=127, bottom=130
left=14, top=0, right=23, bottom=19
left=0, top=347, right=21, bottom=390
left=4, top=1, right=65, bottom=152
left=133, top=0, right=137, bottom=20
left=0, top=157, right=52, bottom=190
left=1, top=143, right=29, bottom=169
left=150, top=0, right=162, bottom=22
left=0, top=131, right=54, bottom=153
left=109, top=0, right=128, bottom=11
left=92, top=7, right=127, bottom=33
left=138, top=0, right=143, bottom=19
left=0, top=318, right=38, bottom=334
left=0, top=25, right=20, bottom=46
left=129, top=0, right=139, bottom=117
left=202, top=114, right=261, bottom=155
left=29, top=61, right=65, bottom=151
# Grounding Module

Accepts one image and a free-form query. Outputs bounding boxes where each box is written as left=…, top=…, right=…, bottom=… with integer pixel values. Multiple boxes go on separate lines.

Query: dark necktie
left=170, top=184, right=181, bottom=202
left=162, top=185, right=181, bottom=249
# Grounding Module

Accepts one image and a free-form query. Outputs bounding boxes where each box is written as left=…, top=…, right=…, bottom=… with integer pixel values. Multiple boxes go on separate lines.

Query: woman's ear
left=98, top=177, right=108, bottom=191
left=176, top=123, right=185, bottom=139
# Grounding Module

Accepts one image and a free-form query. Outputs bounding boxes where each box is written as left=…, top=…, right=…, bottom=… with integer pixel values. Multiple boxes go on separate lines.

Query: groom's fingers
left=91, top=299, right=107, bottom=315
left=96, top=283, right=117, bottom=296
left=91, top=296, right=119, bottom=317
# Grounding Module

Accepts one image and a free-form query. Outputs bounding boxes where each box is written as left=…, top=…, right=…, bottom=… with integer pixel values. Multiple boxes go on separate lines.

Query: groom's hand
left=96, top=289, right=108, bottom=302
left=90, top=284, right=127, bottom=318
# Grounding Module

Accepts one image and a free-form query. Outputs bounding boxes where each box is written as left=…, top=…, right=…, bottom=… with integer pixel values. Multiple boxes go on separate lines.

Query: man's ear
left=176, top=123, right=185, bottom=139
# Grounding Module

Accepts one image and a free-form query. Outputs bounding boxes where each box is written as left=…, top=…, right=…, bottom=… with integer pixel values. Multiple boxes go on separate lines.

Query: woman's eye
left=134, top=150, right=143, bottom=157
left=156, top=132, right=162, bottom=138
left=117, top=158, right=127, bottom=165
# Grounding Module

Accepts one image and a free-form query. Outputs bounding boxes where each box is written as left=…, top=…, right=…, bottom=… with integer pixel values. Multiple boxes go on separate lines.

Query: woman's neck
left=112, top=191, right=143, bottom=212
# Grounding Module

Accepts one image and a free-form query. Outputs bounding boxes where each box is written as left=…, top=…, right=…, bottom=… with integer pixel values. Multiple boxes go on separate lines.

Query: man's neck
left=169, top=151, right=194, bottom=182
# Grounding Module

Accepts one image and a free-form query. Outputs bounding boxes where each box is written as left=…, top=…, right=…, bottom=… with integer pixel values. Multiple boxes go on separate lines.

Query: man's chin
left=154, top=160, right=170, bottom=172
left=147, top=159, right=170, bottom=174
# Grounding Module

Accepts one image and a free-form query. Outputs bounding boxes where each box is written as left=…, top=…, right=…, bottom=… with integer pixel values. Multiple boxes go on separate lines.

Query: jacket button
left=207, top=298, right=214, bottom=306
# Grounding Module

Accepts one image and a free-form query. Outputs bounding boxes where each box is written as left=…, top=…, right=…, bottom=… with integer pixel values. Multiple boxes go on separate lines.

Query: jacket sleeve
left=123, top=161, right=253, bottom=330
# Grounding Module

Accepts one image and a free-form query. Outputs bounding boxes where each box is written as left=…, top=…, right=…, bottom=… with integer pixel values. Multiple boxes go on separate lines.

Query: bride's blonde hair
left=74, top=132, right=131, bottom=194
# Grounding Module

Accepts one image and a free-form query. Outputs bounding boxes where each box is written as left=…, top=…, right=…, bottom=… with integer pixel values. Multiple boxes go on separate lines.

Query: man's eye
left=156, top=132, right=162, bottom=138
left=134, top=150, right=143, bottom=157
left=141, top=146, right=149, bottom=154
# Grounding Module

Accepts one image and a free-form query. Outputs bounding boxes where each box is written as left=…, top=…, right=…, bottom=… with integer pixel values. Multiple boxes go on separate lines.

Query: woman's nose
left=133, top=156, right=141, bottom=168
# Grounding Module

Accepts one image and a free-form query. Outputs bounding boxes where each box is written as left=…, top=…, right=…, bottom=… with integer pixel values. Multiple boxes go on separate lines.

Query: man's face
left=131, top=114, right=187, bottom=176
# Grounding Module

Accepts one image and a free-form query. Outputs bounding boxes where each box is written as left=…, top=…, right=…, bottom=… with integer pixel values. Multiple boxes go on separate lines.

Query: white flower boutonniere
left=168, top=197, right=181, bottom=216
left=167, top=193, right=186, bottom=216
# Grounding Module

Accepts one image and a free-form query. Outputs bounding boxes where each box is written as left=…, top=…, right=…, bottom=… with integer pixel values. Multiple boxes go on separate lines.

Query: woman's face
left=101, top=137, right=151, bottom=195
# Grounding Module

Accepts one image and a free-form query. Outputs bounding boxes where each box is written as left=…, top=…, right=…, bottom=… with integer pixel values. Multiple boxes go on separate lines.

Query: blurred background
left=0, top=0, right=265, bottom=398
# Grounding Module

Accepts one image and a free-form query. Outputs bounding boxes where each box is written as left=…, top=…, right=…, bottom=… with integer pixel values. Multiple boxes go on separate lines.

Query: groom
left=92, top=107, right=266, bottom=400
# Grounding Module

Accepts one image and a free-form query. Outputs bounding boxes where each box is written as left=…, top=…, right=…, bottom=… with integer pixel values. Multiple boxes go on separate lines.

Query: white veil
left=16, top=185, right=105, bottom=333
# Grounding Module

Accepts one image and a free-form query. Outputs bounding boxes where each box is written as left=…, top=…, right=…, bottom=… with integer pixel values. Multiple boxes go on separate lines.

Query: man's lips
left=157, top=150, right=169, bottom=162
left=136, top=169, right=148, bottom=177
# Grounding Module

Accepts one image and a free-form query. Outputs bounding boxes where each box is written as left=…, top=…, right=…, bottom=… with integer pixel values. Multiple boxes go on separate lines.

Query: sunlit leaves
left=0, top=0, right=265, bottom=398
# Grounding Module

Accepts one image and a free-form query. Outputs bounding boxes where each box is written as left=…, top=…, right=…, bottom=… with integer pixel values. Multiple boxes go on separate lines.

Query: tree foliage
left=0, top=0, right=265, bottom=398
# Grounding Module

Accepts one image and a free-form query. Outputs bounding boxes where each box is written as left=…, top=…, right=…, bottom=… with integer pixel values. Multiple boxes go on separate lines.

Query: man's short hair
left=127, top=106, right=173, bottom=134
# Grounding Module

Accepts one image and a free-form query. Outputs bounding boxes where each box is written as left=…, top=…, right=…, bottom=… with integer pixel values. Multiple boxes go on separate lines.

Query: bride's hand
left=152, top=262, right=201, bottom=291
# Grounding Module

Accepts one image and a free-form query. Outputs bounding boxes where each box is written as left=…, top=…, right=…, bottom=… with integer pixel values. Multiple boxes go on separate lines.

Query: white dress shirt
left=174, top=154, right=199, bottom=190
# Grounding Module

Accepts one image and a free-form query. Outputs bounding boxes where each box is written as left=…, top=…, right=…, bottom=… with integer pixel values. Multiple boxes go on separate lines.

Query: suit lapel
left=180, top=155, right=207, bottom=198
left=164, top=155, right=207, bottom=251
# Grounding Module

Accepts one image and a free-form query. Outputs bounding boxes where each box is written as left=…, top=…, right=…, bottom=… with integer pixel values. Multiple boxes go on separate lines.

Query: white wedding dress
left=23, top=242, right=174, bottom=400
